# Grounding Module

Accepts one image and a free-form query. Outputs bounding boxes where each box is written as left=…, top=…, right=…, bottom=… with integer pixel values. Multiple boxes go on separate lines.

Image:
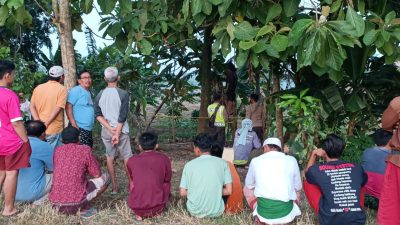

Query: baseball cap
left=263, top=137, right=282, bottom=148
left=48, top=66, right=64, bottom=78
left=104, top=67, right=118, bottom=81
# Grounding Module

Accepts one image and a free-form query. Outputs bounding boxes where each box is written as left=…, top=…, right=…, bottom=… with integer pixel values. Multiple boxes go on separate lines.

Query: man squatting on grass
left=0, top=60, right=32, bottom=216
left=94, top=67, right=133, bottom=193
left=126, top=132, right=172, bottom=220
left=180, top=133, right=233, bottom=218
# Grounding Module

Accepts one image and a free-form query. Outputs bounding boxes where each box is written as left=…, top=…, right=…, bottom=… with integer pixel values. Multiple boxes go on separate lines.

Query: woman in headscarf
left=233, top=119, right=261, bottom=162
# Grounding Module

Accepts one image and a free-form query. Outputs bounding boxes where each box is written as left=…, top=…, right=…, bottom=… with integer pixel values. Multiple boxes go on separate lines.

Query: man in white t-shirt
left=244, top=137, right=302, bottom=224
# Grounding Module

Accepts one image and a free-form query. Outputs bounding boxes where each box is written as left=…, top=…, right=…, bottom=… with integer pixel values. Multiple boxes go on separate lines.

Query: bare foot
left=2, top=208, right=19, bottom=217
left=135, top=215, right=143, bottom=221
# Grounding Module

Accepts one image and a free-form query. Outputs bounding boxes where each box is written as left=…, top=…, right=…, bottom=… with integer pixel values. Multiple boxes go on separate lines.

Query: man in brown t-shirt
left=245, top=93, right=266, bottom=141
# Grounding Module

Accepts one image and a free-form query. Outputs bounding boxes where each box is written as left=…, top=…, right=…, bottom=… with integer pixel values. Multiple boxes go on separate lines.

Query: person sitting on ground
left=246, top=93, right=266, bottom=141
left=16, top=120, right=54, bottom=205
left=305, top=134, right=367, bottom=225
left=180, top=133, right=232, bottom=218
left=233, top=119, right=261, bottom=163
left=210, top=143, right=244, bottom=214
left=362, top=129, right=392, bottom=200
left=244, top=137, right=302, bottom=225
left=127, top=132, right=172, bottom=221
left=49, top=125, right=110, bottom=217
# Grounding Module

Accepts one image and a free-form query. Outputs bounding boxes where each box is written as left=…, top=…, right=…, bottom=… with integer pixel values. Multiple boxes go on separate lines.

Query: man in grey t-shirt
left=94, top=67, right=132, bottom=193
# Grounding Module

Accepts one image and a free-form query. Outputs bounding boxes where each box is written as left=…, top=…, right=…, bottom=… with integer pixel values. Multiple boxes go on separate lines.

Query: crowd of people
left=0, top=59, right=399, bottom=224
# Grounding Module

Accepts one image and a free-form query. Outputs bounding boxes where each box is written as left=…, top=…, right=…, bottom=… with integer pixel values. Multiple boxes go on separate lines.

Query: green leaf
left=139, top=39, right=152, bottom=55
left=358, top=0, right=365, bottom=14
left=271, top=34, right=288, bottom=52
left=14, top=6, right=31, bottom=25
left=330, top=0, right=342, bottom=13
left=192, top=0, right=203, bottom=16
left=221, top=34, right=230, bottom=56
left=208, top=0, right=222, bottom=5
left=259, top=54, right=270, bottom=68
left=0, top=5, right=9, bottom=26
left=182, top=0, right=189, bottom=18
left=265, top=4, right=282, bottom=23
left=282, top=0, right=300, bottom=17
left=236, top=50, right=249, bottom=68
left=233, top=21, right=258, bottom=41
left=193, top=13, right=206, bottom=26
left=382, top=41, right=394, bottom=56
left=346, top=7, right=365, bottom=37
left=139, top=10, right=148, bottom=30
left=311, top=64, right=329, bottom=76
left=115, top=32, right=128, bottom=52
left=6, top=0, right=23, bottom=9
left=256, top=25, right=274, bottom=38
left=239, top=40, right=257, bottom=50
left=393, top=28, right=400, bottom=41
left=227, top=22, right=234, bottom=40
left=161, top=21, right=168, bottom=33
left=288, top=19, right=314, bottom=46
left=300, top=89, right=309, bottom=98
left=119, top=0, right=132, bottom=16
left=106, top=22, right=122, bottom=38
left=321, top=85, right=344, bottom=111
left=98, top=0, right=116, bottom=14
left=253, top=41, right=268, bottom=53
left=281, top=94, right=298, bottom=99
left=381, top=30, right=390, bottom=42
left=384, top=11, right=396, bottom=24
left=218, top=0, right=231, bottom=17
left=328, top=70, right=343, bottom=82
left=202, top=1, right=212, bottom=15
left=363, top=29, right=379, bottom=45
left=345, top=93, right=366, bottom=112
left=375, top=34, right=385, bottom=48
left=265, top=44, right=279, bottom=58
left=250, top=53, right=259, bottom=68
left=81, top=0, right=93, bottom=14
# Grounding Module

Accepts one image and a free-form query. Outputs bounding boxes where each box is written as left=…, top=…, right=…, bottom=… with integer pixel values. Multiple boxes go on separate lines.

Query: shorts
left=79, top=128, right=93, bottom=148
left=101, top=128, right=132, bottom=160
left=0, top=141, right=31, bottom=171
left=54, top=173, right=110, bottom=215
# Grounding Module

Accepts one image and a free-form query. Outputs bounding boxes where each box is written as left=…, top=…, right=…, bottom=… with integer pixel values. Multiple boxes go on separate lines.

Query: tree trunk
left=197, top=26, right=213, bottom=133
left=52, top=0, right=76, bottom=90
left=272, top=65, right=283, bottom=142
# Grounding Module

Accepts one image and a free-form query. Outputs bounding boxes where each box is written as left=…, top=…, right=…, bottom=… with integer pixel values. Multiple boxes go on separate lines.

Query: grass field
left=0, top=142, right=378, bottom=225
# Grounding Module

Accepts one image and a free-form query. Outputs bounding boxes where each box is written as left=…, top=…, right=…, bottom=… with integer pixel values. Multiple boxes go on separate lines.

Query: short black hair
left=26, top=120, right=46, bottom=137
left=267, top=144, right=281, bottom=152
left=61, top=125, right=80, bottom=144
left=48, top=76, right=62, bottom=82
left=0, top=60, right=15, bottom=80
left=250, top=93, right=259, bottom=102
left=139, top=132, right=158, bottom=150
left=212, top=93, right=222, bottom=102
left=77, top=69, right=91, bottom=79
left=321, top=134, right=345, bottom=159
left=373, top=129, right=392, bottom=146
left=194, top=133, right=212, bottom=152
left=210, top=142, right=223, bottom=158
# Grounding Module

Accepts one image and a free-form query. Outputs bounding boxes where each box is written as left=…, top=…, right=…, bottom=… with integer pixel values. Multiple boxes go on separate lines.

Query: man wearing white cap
left=244, top=137, right=302, bottom=224
left=30, top=66, right=67, bottom=148
left=94, top=67, right=132, bottom=193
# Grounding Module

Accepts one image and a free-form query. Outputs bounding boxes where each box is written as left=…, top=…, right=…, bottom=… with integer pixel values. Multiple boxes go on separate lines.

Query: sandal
left=80, top=207, right=97, bottom=219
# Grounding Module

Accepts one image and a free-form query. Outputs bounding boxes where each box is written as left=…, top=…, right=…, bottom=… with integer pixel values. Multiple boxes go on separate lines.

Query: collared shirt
left=180, top=155, right=232, bottom=218
left=30, top=81, right=67, bottom=135
left=67, top=85, right=94, bottom=131
left=245, top=151, right=302, bottom=202
left=16, top=137, right=54, bottom=202
left=0, top=87, right=23, bottom=155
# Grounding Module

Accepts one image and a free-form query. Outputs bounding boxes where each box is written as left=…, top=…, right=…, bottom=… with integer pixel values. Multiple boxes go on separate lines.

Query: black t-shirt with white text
left=306, top=160, right=368, bottom=225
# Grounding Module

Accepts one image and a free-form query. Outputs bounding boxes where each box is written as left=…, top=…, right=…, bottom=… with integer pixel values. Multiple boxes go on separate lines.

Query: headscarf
left=236, top=119, right=253, bottom=146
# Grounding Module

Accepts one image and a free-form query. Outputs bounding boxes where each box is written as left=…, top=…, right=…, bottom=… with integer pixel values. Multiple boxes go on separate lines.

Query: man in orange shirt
left=30, top=66, right=67, bottom=148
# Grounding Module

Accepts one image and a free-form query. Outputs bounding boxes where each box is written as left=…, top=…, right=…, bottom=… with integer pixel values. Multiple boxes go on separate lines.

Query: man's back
left=207, top=103, right=225, bottom=127
left=246, top=103, right=265, bottom=128
left=246, top=151, right=301, bottom=201
left=16, top=137, right=54, bottom=201
left=306, top=160, right=367, bottom=225
left=31, top=81, right=67, bottom=135
left=180, top=155, right=232, bottom=218
left=50, top=143, right=100, bottom=204
left=127, top=151, right=171, bottom=214
left=94, top=87, right=129, bottom=134
left=0, top=87, right=23, bottom=155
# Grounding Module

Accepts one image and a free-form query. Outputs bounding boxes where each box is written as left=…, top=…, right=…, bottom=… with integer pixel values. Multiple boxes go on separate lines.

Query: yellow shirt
left=31, top=81, right=67, bottom=135
left=207, top=103, right=226, bottom=127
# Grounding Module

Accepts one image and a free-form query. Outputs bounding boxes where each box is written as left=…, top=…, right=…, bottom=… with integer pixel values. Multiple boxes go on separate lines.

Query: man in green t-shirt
left=180, top=133, right=232, bottom=218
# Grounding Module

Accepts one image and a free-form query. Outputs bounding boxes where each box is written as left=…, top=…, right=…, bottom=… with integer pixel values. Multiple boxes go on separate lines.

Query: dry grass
left=0, top=142, right=378, bottom=225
